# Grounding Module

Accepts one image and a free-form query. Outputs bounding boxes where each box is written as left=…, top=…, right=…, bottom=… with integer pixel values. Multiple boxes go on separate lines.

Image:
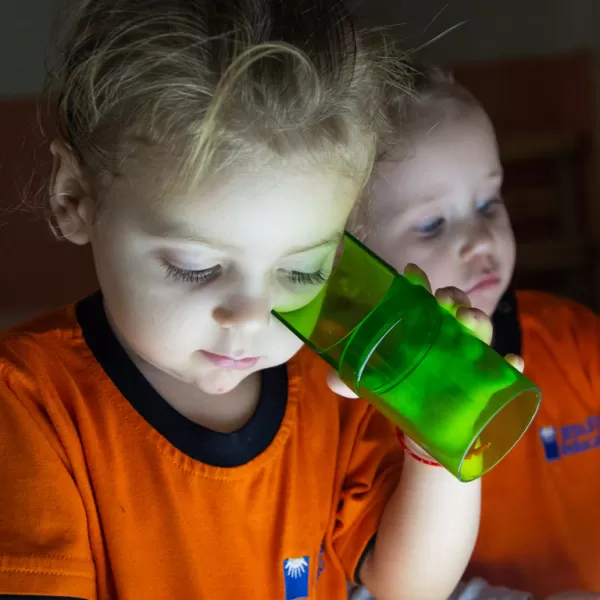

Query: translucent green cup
left=273, top=232, right=541, bottom=481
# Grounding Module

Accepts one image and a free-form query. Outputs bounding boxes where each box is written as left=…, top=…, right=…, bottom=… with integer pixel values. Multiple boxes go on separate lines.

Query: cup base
left=458, top=385, right=541, bottom=482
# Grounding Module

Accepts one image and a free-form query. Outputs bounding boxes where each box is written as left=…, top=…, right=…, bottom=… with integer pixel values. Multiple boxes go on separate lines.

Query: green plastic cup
left=273, top=232, right=541, bottom=481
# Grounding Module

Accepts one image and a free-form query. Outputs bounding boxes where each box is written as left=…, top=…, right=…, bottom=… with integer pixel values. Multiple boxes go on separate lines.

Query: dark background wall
left=1, top=1, right=599, bottom=326
left=2, top=1, right=599, bottom=96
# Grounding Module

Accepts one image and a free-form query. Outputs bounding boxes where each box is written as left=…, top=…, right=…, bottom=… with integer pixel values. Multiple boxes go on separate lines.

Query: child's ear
left=49, top=140, right=96, bottom=245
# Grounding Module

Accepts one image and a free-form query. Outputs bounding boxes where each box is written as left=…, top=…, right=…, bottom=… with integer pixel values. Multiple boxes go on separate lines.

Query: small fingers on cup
left=403, top=263, right=432, bottom=293
left=435, top=286, right=472, bottom=316
left=504, top=353, right=525, bottom=373
left=456, top=306, right=494, bottom=345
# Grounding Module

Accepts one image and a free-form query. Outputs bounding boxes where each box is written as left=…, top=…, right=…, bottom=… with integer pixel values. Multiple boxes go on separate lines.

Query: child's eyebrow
left=284, top=232, right=343, bottom=256
left=142, top=219, right=237, bottom=250
left=143, top=219, right=342, bottom=255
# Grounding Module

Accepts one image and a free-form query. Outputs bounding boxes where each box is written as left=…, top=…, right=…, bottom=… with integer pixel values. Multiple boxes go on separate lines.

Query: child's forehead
left=380, top=116, right=500, bottom=180
left=103, top=159, right=360, bottom=251
left=369, top=124, right=502, bottom=221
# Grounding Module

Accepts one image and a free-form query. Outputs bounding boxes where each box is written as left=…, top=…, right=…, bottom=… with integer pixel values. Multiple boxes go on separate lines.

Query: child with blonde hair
left=358, top=64, right=600, bottom=599
left=0, top=3, right=514, bottom=599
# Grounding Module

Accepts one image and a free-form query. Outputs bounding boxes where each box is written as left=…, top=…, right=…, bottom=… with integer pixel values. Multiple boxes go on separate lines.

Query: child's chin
left=197, top=369, right=253, bottom=395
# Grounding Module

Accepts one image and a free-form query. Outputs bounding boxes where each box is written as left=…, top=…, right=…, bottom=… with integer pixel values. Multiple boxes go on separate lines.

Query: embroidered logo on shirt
left=539, top=416, right=600, bottom=461
left=284, top=557, right=309, bottom=600
left=539, top=427, right=561, bottom=461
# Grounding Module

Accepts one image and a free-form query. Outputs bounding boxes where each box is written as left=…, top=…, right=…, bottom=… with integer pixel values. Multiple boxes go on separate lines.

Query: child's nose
left=212, top=296, right=270, bottom=332
left=460, top=226, right=494, bottom=260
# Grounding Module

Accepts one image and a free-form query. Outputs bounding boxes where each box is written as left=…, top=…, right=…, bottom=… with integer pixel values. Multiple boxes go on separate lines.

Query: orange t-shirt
left=0, top=293, right=402, bottom=599
left=467, top=290, right=600, bottom=598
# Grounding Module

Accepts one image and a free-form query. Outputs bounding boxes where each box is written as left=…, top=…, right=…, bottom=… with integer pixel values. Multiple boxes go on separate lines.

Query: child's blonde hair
left=49, top=0, right=406, bottom=194
left=381, top=63, right=483, bottom=160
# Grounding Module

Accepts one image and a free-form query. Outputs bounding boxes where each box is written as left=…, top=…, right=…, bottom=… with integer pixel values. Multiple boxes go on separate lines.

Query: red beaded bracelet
left=396, top=430, right=442, bottom=467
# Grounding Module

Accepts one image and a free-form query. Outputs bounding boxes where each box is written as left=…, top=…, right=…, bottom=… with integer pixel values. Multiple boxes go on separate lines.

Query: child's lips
left=200, top=351, right=260, bottom=370
left=467, top=275, right=501, bottom=295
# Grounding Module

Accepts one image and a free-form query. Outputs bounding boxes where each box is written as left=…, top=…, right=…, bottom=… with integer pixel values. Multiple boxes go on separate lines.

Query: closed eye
left=279, top=269, right=328, bottom=286
left=162, top=262, right=222, bottom=284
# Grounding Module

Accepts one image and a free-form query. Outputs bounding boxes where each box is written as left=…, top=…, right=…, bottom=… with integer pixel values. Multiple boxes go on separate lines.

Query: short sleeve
left=0, top=371, right=96, bottom=599
left=332, top=403, right=403, bottom=584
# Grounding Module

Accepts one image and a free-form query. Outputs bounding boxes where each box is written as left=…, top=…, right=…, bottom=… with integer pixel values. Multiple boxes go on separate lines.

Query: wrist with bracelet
left=396, top=429, right=442, bottom=467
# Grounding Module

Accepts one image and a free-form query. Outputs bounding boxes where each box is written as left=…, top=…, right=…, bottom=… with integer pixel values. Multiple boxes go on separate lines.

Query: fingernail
left=456, top=306, right=474, bottom=321
left=506, top=353, right=524, bottom=368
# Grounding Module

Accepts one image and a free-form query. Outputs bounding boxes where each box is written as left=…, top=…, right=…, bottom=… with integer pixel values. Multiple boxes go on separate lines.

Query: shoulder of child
left=0, top=304, right=82, bottom=404
left=0, top=307, right=96, bottom=598
left=515, top=290, right=599, bottom=394
left=1, top=303, right=76, bottom=357
left=516, top=289, right=598, bottom=343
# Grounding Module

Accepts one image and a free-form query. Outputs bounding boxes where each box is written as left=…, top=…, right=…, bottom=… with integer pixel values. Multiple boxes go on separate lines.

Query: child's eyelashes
left=280, top=268, right=329, bottom=286
left=162, top=262, right=222, bottom=284
left=162, top=261, right=328, bottom=287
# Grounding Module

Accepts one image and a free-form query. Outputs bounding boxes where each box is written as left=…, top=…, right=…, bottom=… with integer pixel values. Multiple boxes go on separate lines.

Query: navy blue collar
left=76, top=292, right=288, bottom=467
